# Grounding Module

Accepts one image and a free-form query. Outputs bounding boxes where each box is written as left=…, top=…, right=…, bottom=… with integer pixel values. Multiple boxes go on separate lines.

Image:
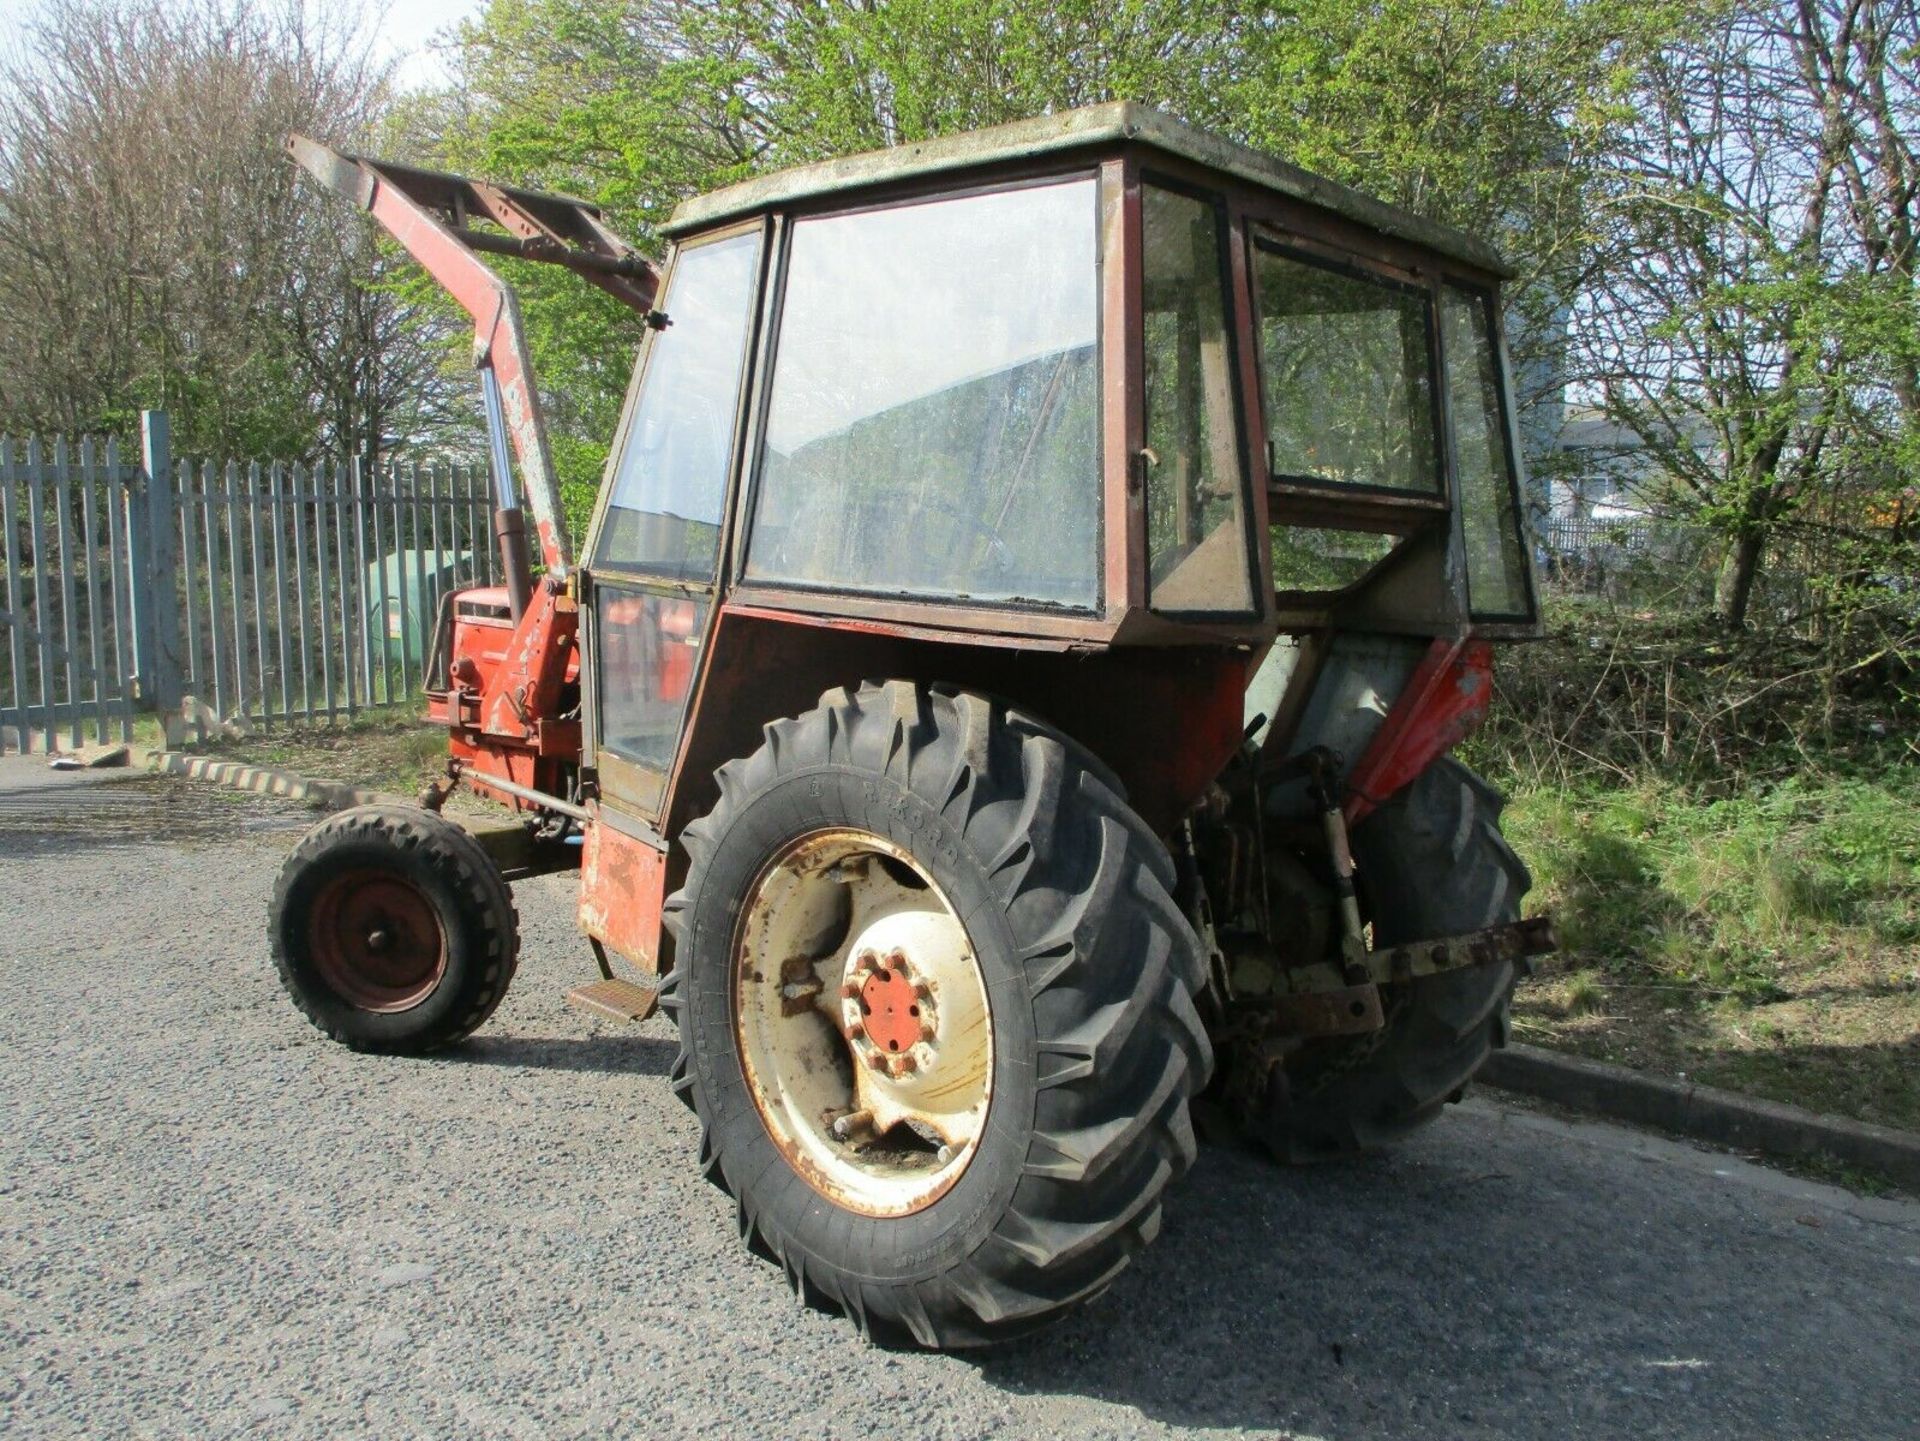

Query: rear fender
left=1342, top=638, right=1494, bottom=825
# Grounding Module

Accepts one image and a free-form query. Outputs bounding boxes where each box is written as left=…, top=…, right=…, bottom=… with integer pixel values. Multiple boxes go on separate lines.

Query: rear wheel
left=662, top=680, right=1210, bottom=1348
left=270, top=804, right=519, bottom=1053
left=1251, top=758, right=1528, bottom=1161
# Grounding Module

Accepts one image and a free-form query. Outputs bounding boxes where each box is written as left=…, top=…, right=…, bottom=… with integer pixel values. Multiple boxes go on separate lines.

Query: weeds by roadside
left=1465, top=600, right=1920, bottom=1133
left=186, top=712, right=450, bottom=799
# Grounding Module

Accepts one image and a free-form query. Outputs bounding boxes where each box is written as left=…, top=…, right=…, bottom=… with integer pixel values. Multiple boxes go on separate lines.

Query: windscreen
left=597, top=231, right=762, bottom=579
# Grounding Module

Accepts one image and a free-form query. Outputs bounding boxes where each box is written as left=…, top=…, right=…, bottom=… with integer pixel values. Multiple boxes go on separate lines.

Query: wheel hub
left=842, top=949, right=934, bottom=1074
left=308, top=869, right=447, bottom=1012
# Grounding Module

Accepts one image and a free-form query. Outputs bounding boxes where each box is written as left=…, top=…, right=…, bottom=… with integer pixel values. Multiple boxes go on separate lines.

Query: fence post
left=126, top=410, right=185, bottom=745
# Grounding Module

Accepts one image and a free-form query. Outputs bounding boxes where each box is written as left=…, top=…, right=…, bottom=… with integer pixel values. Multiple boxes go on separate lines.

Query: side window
left=1440, top=284, right=1533, bottom=619
left=746, top=179, right=1101, bottom=611
left=1141, top=185, right=1254, bottom=614
left=597, top=231, right=761, bottom=580
left=1253, top=243, right=1440, bottom=494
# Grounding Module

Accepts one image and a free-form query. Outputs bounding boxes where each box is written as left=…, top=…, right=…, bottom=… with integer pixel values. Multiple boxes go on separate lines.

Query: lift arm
left=285, top=134, right=661, bottom=606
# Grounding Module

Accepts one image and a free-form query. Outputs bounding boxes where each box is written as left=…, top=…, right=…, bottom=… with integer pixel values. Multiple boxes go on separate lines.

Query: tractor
left=274, top=103, right=1555, bottom=1349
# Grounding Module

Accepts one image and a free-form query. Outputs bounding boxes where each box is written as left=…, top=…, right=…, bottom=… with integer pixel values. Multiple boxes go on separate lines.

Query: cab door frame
left=578, top=216, right=774, bottom=828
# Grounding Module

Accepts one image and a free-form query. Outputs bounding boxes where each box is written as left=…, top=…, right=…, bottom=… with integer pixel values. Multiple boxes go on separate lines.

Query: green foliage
left=1505, top=767, right=1920, bottom=1001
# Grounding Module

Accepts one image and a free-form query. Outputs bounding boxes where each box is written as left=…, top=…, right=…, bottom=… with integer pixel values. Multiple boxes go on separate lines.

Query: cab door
left=581, top=223, right=765, bottom=822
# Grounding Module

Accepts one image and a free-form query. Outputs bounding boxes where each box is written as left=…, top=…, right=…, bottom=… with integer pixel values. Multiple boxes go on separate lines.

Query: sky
left=0, top=0, right=487, bottom=90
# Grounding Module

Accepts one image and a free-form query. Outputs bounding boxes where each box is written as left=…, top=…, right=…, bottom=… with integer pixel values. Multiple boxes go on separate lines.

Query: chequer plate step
left=565, top=976, right=660, bottom=1024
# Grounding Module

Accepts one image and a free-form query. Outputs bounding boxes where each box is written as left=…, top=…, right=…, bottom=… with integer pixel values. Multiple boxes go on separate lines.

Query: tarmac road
left=2, top=767, right=1917, bottom=1440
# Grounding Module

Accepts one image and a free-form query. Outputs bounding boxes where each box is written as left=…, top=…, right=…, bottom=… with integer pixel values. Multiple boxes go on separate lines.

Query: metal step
left=565, top=977, right=660, bottom=1024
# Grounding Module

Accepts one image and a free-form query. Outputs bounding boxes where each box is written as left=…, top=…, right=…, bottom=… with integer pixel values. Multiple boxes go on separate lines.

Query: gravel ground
left=3, top=765, right=1918, bottom=1440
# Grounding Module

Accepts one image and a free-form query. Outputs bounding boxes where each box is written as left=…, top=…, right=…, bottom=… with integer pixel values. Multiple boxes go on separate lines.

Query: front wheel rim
left=308, top=868, right=448, bottom=1012
left=732, top=829, right=994, bottom=1219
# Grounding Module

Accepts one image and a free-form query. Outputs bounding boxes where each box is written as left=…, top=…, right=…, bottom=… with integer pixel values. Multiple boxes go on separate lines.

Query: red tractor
left=276, top=104, right=1554, bottom=1348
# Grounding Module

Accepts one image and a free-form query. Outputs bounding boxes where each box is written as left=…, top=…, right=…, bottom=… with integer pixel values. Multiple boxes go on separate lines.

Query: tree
left=426, top=0, right=1689, bottom=503
left=1574, top=0, right=1918, bottom=629
left=0, top=0, right=464, bottom=463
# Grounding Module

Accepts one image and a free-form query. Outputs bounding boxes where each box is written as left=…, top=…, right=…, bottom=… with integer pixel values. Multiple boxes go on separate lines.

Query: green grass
left=1503, top=765, right=1920, bottom=1132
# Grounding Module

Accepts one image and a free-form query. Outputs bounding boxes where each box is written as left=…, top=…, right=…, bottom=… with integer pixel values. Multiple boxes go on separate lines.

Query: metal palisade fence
left=1, top=412, right=498, bottom=753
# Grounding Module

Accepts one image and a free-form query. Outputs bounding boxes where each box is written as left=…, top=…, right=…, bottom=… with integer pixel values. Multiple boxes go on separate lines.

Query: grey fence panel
left=3, top=418, right=496, bottom=746
left=0, top=434, right=140, bottom=752
left=223, top=460, right=252, bottom=718
left=289, top=462, right=314, bottom=723
left=312, top=459, right=337, bottom=724
left=175, top=460, right=205, bottom=739
left=270, top=463, right=293, bottom=721
left=78, top=440, right=109, bottom=741
left=334, top=460, right=357, bottom=720
left=246, top=462, right=268, bottom=712
left=378, top=470, right=405, bottom=702
left=103, top=440, right=134, bottom=739
left=27, top=440, right=54, bottom=731
left=201, top=461, right=231, bottom=721
left=1, top=439, right=29, bottom=742
left=53, top=440, right=81, bottom=749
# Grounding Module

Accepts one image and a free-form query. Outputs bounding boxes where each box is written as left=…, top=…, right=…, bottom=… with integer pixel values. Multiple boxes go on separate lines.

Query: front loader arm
left=285, top=134, right=660, bottom=602
left=286, top=135, right=662, bottom=820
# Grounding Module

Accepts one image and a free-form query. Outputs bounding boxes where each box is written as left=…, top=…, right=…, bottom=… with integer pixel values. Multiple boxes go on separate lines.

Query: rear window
left=1253, top=242, right=1440, bottom=495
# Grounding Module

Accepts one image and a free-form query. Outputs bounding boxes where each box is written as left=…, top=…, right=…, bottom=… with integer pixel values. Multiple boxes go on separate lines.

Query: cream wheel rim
left=731, top=828, right=994, bottom=1218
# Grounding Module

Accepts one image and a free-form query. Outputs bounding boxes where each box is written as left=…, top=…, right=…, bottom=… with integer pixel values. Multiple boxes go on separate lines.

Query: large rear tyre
left=269, top=804, right=519, bottom=1054
left=662, top=681, right=1211, bottom=1348
left=1253, top=758, right=1529, bottom=1161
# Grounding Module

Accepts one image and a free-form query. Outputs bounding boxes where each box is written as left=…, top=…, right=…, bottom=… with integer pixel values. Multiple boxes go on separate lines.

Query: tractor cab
left=578, top=104, right=1537, bottom=846
left=279, top=105, right=1553, bottom=1352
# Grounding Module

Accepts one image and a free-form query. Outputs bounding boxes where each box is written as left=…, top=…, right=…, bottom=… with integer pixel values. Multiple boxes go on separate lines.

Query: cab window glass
left=1270, top=526, right=1398, bottom=592
left=1142, top=185, right=1254, bottom=613
left=595, top=588, right=710, bottom=769
left=746, top=179, right=1100, bottom=610
left=1440, top=284, right=1532, bottom=618
left=598, top=231, right=761, bottom=579
left=1254, top=243, right=1439, bottom=494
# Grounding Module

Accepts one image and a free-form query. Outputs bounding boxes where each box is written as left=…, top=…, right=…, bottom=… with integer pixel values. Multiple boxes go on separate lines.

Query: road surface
left=2, top=767, right=1916, bottom=1438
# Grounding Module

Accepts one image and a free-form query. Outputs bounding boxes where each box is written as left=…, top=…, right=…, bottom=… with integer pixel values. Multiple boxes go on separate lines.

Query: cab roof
left=663, top=101, right=1510, bottom=277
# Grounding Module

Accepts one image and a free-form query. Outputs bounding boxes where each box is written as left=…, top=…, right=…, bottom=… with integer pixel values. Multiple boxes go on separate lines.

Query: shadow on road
left=450, top=1032, right=678, bottom=1078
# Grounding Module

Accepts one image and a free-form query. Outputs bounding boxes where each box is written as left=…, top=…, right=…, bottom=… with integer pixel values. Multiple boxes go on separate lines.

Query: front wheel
left=662, top=681, right=1210, bottom=1348
left=269, top=804, right=519, bottom=1053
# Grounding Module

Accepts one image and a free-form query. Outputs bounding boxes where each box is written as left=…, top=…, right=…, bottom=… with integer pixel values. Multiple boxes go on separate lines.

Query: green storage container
left=367, top=550, right=471, bottom=664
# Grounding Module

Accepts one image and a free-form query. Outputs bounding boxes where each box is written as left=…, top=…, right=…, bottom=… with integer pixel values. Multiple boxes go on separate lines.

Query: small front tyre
left=663, top=681, right=1211, bottom=1348
left=269, top=804, right=519, bottom=1053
